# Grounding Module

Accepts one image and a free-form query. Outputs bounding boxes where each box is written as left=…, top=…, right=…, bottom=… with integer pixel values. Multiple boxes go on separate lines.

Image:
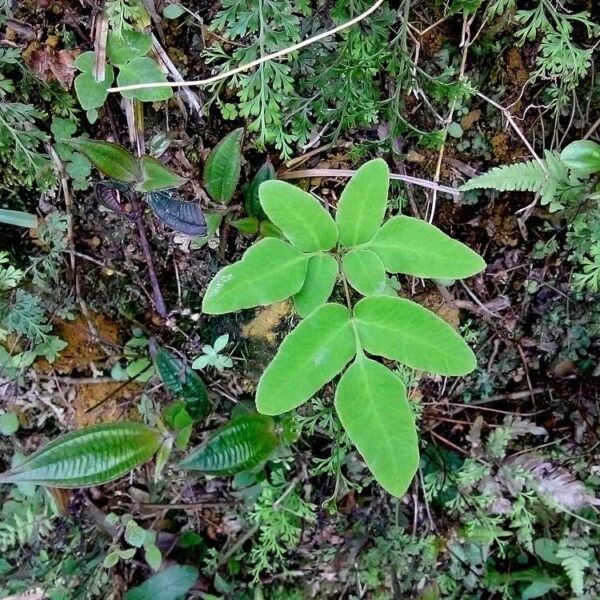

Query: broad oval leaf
left=68, top=138, right=139, bottom=183
left=293, top=254, right=339, bottom=317
left=107, top=30, right=152, bottom=65
left=343, top=248, right=387, bottom=296
left=152, top=346, right=209, bottom=420
left=147, top=191, right=207, bottom=236
left=336, top=158, right=390, bottom=247
left=354, top=296, right=476, bottom=376
left=136, top=155, right=188, bottom=193
left=256, top=303, right=356, bottom=415
left=367, top=215, right=486, bottom=279
left=74, top=65, right=115, bottom=111
left=204, top=128, right=244, bottom=204
left=259, top=180, right=338, bottom=252
left=245, top=160, right=276, bottom=219
left=560, top=140, right=600, bottom=175
left=117, top=57, right=173, bottom=102
left=202, top=238, right=309, bottom=314
left=0, top=422, right=163, bottom=488
left=179, top=414, right=278, bottom=475
left=335, top=356, right=419, bottom=497
left=125, top=565, right=198, bottom=600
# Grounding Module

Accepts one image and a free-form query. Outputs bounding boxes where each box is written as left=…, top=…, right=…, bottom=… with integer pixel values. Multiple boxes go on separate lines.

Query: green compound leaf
left=245, top=160, right=276, bottom=219
left=256, top=303, right=356, bottom=415
left=367, top=215, right=486, bottom=280
left=107, top=30, right=152, bottom=65
left=336, top=158, right=390, bottom=247
left=203, top=128, right=244, bottom=204
left=152, top=346, right=209, bottom=420
left=202, top=238, right=309, bottom=314
left=67, top=138, right=139, bottom=183
left=117, top=57, right=173, bottom=102
left=343, top=247, right=387, bottom=296
left=560, top=140, right=600, bottom=175
left=259, top=180, right=338, bottom=252
left=125, top=565, right=198, bottom=600
left=0, top=422, right=163, bottom=488
left=179, top=414, right=278, bottom=475
left=293, top=254, right=339, bottom=317
left=146, top=191, right=207, bottom=236
left=354, top=296, right=477, bottom=376
left=335, top=355, right=419, bottom=497
left=136, top=155, right=188, bottom=193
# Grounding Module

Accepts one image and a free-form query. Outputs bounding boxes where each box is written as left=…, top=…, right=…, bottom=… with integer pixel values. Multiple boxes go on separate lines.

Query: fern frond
left=459, top=158, right=547, bottom=194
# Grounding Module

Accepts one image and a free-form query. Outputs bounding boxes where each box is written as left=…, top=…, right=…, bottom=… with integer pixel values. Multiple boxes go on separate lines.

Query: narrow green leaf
left=354, top=296, right=476, bottom=376
left=203, top=128, right=244, bottom=204
left=68, top=138, right=139, bottom=183
left=335, top=356, right=419, bottom=497
left=256, top=303, right=356, bottom=415
left=336, top=158, right=390, bottom=247
left=107, top=30, right=152, bottom=65
left=293, top=254, right=339, bottom=317
left=0, top=209, right=38, bottom=229
left=342, top=248, right=387, bottom=296
left=117, top=57, right=173, bottom=102
left=179, top=413, right=278, bottom=475
left=245, top=160, right=276, bottom=219
left=125, top=565, right=198, bottom=600
left=147, top=191, right=206, bottom=236
left=367, top=216, right=486, bottom=279
left=0, top=423, right=163, bottom=488
left=136, top=155, right=188, bottom=192
left=152, top=346, right=209, bottom=420
left=259, top=180, right=338, bottom=252
left=560, top=140, right=600, bottom=175
left=202, top=238, right=309, bottom=314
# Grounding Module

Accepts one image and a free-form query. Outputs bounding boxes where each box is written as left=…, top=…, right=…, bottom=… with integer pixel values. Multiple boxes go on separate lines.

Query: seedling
left=202, top=158, right=486, bottom=496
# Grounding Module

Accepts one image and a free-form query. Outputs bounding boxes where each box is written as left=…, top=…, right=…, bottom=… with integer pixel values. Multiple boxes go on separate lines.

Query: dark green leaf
left=152, top=346, right=209, bottom=420
left=179, top=414, right=278, bottom=475
left=117, top=57, right=173, bottom=102
left=0, top=422, right=163, bottom=488
left=107, top=30, right=152, bottom=65
left=136, top=155, right=188, bottom=193
left=204, top=128, right=244, bottom=204
left=125, top=565, right=198, bottom=600
left=147, top=191, right=207, bottom=236
left=68, top=138, right=139, bottom=183
left=245, top=160, right=276, bottom=219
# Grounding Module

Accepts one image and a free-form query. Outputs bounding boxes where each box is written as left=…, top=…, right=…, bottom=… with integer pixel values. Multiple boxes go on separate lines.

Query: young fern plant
left=202, top=159, right=486, bottom=496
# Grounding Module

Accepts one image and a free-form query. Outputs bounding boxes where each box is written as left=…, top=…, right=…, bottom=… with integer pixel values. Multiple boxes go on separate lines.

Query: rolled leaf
left=353, top=296, right=477, bottom=376
left=136, top=155, right=188, bottom=193
left=68, top=138, right=139, bottom=183
left=560, top=140, right=600, bottom=175
left=342, top=248, right=387, bottom=296
left=0, top=422, right=163, bottom=488
left=366, top=215, right=486, bottom=279
left=335, top=355, right=419, bottom=497
left=152, top=346, right=209, bottom=420
left=293, top=254, right=339, bottom=317
left=202, top=238, right=309, bottom=314
left=336, top=158, right=390, bottom=247
left=256, top=303, right=356, bottom=415
left=245, top=160, right=276, bottom=219
left=95, top=182, right=137, bottom=220
left=259, top=180, right=338, bottom=252
left=180, top=414, right=278, bottom=475
left=146, top=191, right=207, bottom=236
left=204, top=128, right=244, bottom=204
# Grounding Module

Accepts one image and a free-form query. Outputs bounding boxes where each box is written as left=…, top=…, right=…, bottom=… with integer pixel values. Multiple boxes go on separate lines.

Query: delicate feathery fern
left=557, top=535, right=592, bottom=596
left=460, top=150, right=585, bottom=211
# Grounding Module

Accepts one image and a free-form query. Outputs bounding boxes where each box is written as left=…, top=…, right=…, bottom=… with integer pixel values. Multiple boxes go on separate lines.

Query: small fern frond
left=459, top=158, right=547, bottom=194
